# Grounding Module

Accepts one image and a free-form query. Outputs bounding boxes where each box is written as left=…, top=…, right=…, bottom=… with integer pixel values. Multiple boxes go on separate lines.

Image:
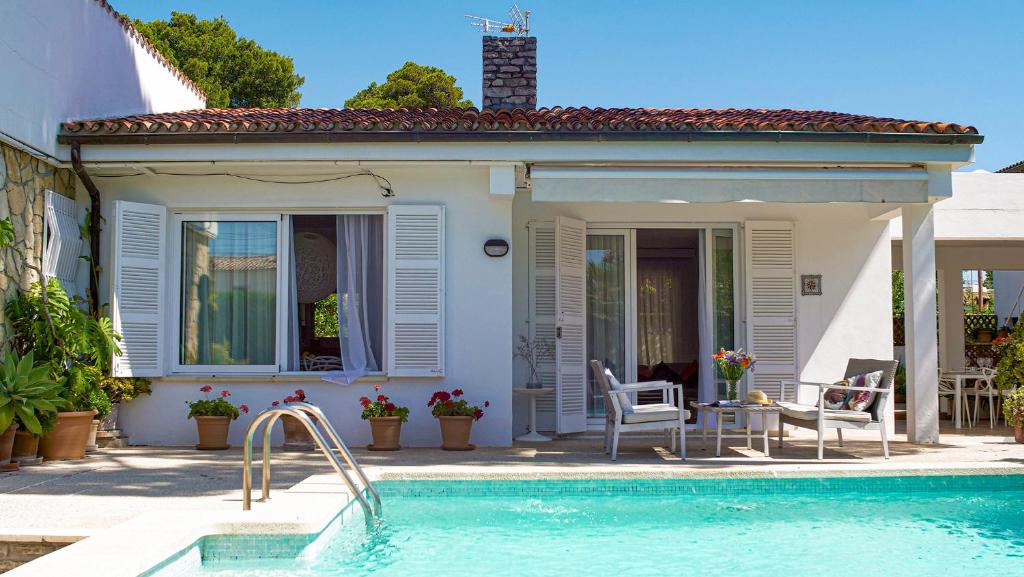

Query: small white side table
left=514, top=387, right=553, bottom=442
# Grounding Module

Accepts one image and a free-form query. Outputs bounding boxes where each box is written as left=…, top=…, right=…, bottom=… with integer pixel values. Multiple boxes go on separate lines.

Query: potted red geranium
left=271, top=389, right=314, bottom=451
left=359, top=385, right=409, bottom=451
left=428, top=388, right=488, bottom=451
left=187, top=386, right=248, bottom=450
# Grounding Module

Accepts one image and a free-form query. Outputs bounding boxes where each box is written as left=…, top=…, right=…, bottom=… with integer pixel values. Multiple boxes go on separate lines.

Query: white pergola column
left=902, top=204, right=940, bottom=443
left=941, top=267, right=966, bottom=372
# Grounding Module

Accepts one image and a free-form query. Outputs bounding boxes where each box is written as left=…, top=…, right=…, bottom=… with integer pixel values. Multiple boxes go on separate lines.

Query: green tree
left=345, top=62, right=473, bottom=109
left=134, top=12, right=303, bottom=108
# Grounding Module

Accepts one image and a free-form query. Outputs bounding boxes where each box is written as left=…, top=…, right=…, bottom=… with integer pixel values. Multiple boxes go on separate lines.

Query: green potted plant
left=98, top=376, right=151, bottom=431
left=359, top=385, right=409, bottom=451
left=187, top=386, right=249, bottom=450
left=85, top=388, right=112, bottom=452
left=0, top=350, right=65, bottom=466
left=1002, top=389, right=1024, bottom=443
left=995, top=323, right=1024, bottom=394
left=428, top=388, right=488, bottom=451
left=5, top=279, right=122, bottom=460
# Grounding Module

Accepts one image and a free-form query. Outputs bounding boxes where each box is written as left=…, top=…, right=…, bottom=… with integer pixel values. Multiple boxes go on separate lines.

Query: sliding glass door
left=584, top=225, right=739, bottom=427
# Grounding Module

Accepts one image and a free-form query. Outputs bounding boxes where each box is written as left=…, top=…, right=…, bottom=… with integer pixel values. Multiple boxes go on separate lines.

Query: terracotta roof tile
left=61, top=106, right=978, bottom=138
left=997, top=160, right=1024, bottom=173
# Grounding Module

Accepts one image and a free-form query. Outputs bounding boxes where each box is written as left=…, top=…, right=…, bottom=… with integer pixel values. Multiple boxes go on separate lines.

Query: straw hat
left=746, top=389, right=771, bottom=405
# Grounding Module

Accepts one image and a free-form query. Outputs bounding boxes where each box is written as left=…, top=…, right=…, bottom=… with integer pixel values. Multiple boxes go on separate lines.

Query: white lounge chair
left=590, top=360, right=689, bottom=461
left=777, top=359, right=899, bottom=460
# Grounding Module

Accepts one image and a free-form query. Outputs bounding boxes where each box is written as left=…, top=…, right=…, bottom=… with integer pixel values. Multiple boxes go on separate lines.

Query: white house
left=54, top=35, right=980, bottom=448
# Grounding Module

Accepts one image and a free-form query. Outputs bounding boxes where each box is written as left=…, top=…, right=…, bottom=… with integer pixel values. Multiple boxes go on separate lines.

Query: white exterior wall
left=98, top=166, right=513, bottom=447
left=0, top=0, right=204, bottom=160
left=511, top=195, right=895, bottom=436
left=994, top=271, right=1024, bottom=327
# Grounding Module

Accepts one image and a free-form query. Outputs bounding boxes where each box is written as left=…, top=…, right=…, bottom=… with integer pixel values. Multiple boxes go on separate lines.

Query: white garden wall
left=97, top=165, right=514, bottom=447
left=0, top=0, right=204, bottom=160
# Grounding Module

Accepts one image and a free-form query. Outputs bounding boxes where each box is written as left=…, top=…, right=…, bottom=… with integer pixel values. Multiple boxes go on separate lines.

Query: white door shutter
left=528, top=222, right=557, bottom=431
left=555, top=216, right=587, bottom=434
left=111, top=201, right=166, bottom=377
left=387, top=205, right=444, bottom=377
left=744, top=221, right=797, bottom=402
left=42, top=190, right=86, bottom=300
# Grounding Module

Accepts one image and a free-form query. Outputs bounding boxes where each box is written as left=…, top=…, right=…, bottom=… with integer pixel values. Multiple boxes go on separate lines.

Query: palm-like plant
left=0, top=350, right=66, bottom=435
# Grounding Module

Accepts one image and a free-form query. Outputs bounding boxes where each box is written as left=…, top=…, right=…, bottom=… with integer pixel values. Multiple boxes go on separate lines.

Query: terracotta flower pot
left=39, top=410, right=97, bottom=461
left=281, top=414, right=315, bottom=451
left=12, top=431, right=39, bottom=462
left=438, top=416, right=475, bottom=451
left=85, top=420, right=100, bottom=452
left=1015, top=425, right=1024, bottom=444
left=0, top=423, right=19, bottom=465
left=368, top=416, right=403, bottom=451
left=194, top=416, right=232, bottom=450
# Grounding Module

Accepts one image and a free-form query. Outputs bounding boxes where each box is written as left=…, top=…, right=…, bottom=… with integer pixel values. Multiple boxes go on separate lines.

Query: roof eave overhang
left=57, top=130, right=984, bottom=146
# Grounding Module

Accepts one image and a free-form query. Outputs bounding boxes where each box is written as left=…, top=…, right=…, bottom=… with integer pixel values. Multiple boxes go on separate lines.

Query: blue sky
left=113, top=0, right=1022, bottom=171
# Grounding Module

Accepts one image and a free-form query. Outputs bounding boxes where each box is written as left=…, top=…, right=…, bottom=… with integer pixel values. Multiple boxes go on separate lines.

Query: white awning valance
left=530, top=167, right=930, bottom=203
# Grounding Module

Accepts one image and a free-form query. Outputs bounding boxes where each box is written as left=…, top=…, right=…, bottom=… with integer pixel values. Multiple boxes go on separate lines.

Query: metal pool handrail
left=278, top=402, right=382, bottom=516
left=241, top=406, right=380, bottom=526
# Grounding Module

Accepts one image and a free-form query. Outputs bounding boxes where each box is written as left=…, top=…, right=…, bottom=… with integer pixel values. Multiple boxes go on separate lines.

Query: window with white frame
left=178, top=218, right=280, bottom=368
left=112, top=202, right=443, bottom=379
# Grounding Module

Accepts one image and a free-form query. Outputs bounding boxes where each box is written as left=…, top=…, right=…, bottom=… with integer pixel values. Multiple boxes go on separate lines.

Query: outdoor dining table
left=945, top=369, right=993, bottom=429
left=689, top=401, right=783, bottom=457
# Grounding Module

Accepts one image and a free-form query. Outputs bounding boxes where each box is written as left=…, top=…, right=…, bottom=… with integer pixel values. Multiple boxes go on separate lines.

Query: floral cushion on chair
left=821, top=381, right=849, bottom=410
left=843, top=370, right=884, bottom=412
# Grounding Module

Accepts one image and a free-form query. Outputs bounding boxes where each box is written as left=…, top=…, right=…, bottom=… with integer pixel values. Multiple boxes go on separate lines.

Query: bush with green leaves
left=0, top=350, right=67, bottom=435
left=4, top=279, right=119, bottom=411
left=995, top=323, right=1024, bottom=392
left=1003, top=388, right=1024, bottom=428
left=187, top=386, right=248, bottom=420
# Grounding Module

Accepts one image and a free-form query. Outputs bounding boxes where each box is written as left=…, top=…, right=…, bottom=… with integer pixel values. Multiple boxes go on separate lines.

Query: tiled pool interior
left=146, top=474, right=1024, bottom=576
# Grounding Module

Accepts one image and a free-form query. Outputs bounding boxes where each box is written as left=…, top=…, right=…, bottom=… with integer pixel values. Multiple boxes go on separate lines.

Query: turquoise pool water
left=157, top=476, right=1024, bottom=577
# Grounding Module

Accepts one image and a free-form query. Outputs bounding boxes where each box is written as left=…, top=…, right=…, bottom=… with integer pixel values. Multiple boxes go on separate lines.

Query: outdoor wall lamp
left=484, top=238, right=510, bottom=257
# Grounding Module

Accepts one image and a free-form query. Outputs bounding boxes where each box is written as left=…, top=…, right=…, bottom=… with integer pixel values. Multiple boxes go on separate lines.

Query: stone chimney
left=482, top=36, right=537, bottom=110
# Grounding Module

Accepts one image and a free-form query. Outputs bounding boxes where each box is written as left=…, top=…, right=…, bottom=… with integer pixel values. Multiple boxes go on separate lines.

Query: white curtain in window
left=285, top=216, right=300, bottom=371
left=637, top=258, right=686, bottom=367
left=323, top=215, right=384, bottom=384
left=698, top=232, right=714, bottom=404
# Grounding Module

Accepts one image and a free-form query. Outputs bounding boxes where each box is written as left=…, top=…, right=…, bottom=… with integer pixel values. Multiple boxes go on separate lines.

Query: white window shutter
left=528, top=222, right=557, bottom=431
left=555, top=216, right=587, bottom=434
left=387, top=205, right=445, bottom=376
left=42, top=190, right=86, bottom=300
left=744, top=221, right=797, bottom=402
left=111, top=201, right=166, bottom=377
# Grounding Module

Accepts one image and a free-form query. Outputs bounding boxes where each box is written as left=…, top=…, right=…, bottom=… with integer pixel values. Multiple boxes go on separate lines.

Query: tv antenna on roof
left=465, top=3, right=530, bottom=36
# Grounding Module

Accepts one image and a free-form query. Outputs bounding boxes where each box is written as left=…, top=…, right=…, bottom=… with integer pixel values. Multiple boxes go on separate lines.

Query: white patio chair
left=301, top=355, right=343, bottom=371
left=938, top=371, right=970, bottom=427
left=590, top=360, right=689, bottom=462
left=777, top=359, right=898, bottom=460
left=964, top=368, right=999, bottom=429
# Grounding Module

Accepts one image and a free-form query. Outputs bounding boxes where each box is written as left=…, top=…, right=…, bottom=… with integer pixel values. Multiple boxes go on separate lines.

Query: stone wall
left=0, top=141, right=77, bottom=343
left=482, top=36, right=537, bottom=110
left=0, top=536, right=78, bottom=573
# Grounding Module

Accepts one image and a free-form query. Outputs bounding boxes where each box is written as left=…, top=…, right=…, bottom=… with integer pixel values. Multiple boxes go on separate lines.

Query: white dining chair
left=963, top=368, right=999, bottom=429
left=938, top=371, right=969, bottom=427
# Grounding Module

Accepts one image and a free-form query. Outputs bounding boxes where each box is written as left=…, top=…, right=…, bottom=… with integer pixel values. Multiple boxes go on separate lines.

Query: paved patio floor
left=1, top=421, right=1022, bottom=538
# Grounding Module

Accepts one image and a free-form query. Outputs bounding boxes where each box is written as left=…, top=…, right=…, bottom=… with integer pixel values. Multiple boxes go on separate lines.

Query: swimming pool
left=149, top=475, right=1024, bottom=577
